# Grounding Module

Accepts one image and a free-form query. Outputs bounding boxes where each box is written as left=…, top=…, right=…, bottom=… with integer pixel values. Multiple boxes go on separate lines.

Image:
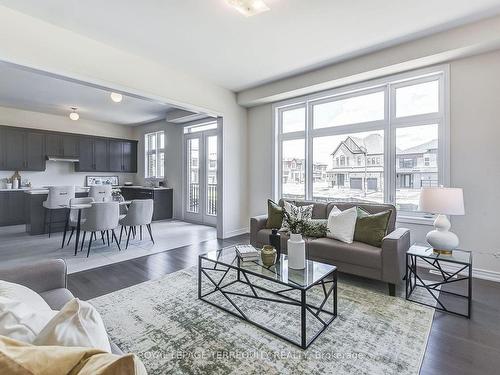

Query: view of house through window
left=276, top=69, right=446, bottom=214
left=145, top=131, right=165, bottom=178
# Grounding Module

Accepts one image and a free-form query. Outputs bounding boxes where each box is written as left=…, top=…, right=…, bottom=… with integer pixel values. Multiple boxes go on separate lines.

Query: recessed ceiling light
left=110, top=92, right=123, bottom=103
left=225, top=0, right=270, bottom=17
left=69, top=107, right=79, bottom=121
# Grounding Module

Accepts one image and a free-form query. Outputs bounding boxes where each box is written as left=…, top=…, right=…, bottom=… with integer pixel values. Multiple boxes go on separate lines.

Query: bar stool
left=42, top=186, right=75, bottom=237
left=89, top=185, right=112, bottom=202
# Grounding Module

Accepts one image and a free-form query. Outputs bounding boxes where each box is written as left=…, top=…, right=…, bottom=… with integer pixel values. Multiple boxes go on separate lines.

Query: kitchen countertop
left=0, top=187, right=31, bottom=192
left=21, top=185, right=172, bottom=194
left=119, top=185, right=172, bottom=190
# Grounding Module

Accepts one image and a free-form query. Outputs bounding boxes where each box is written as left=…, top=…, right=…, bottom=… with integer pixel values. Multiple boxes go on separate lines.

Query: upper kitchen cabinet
left=62, top=135, right=79, bottom=158
left=108, top=140, right=138, bottom=173
left=45, top=134, right=79, bottom=158
left=76, top=136, right=108, bottom=172
left=0, top=127, right=45, bottom=171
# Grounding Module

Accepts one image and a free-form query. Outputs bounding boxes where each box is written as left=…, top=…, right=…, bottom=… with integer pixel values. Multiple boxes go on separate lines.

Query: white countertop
left=20, top=185, right=172, bottom=195
left=119, top=185, right=172, bottom=190
left=0, top=187, right=31, bottom=192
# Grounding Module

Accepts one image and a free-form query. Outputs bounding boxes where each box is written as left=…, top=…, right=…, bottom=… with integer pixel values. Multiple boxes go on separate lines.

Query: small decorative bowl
left=261, top=245, right=277, bottom=266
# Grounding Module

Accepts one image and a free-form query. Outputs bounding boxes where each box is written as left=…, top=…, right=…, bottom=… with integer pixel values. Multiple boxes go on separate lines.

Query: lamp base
left=426, top=214, right=459, bottom=253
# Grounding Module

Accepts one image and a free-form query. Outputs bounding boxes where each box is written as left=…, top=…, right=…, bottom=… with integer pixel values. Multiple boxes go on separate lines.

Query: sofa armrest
left=0, top=259, right=67, bottom=293
left=381, top=228, right=410, bottom=284
left=250, top=215, right=268, bottom=246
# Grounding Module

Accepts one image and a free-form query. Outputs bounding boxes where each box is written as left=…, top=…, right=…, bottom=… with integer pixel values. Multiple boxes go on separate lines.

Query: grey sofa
left=0, top=259, right=122, bottom=354
left=250, top=199, right=410, bottom=296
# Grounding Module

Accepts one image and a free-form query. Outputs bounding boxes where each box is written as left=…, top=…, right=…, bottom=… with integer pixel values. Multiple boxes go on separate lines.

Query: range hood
left=46, top=156, right=79, bottom=162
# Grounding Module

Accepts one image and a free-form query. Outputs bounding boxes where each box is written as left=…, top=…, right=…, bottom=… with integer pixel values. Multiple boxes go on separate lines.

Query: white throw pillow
left=0, top=280, right=52, bottom=311
left=0, top=297, right=57, bottom=343
left=327, top=206, right=357, bottom=243
left=34, top=298, right=111, bottom=353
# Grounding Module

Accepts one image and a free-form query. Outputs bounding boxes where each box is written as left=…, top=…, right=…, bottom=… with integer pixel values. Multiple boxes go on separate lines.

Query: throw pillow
left=0, top=297, right=57, bottom=343
left=0, top=280, right=52, bottom=311
left=326, top=206, right=357, bottom=243
left=34, top=298, right=111, bottom=353
left=354, top=207, right=392, bottom=247
left=280, top=201, right=314, bottom=232
left=0, top=335, right=147, bottom=375
left=302, top=219, right=328, bottom=238
left=265, top=199, right=283, bottom=229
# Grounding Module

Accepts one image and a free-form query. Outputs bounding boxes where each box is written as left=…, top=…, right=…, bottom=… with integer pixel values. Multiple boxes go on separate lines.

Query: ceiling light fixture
left=110, top=92, right=123, bottom=103
left=69, top=107, right=79, bottom=121
left=225, top=0, right=270, bottom=17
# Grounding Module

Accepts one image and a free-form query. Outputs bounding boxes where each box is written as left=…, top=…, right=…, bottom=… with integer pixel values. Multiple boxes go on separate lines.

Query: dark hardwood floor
left=68, top=235, right=500, bottom=375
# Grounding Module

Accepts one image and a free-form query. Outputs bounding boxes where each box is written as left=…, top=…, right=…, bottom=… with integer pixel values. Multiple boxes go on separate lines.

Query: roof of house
left=398, top=139, right=438, bottom=154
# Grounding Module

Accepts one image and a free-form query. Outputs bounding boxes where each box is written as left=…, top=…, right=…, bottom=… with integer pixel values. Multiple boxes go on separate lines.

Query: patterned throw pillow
left=280, top=201, right=314, bottom=233
left=302, top=219, right=328, bottom=238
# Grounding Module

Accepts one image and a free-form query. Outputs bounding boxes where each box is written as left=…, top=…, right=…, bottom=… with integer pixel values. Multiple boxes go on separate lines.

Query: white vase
left=288, top=233, right=306, bottom=269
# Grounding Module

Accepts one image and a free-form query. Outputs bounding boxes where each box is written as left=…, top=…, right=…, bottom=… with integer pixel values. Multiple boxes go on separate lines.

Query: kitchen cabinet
left=120, top=188, right=173, bottom=221
left=76, top=137, right=108, bottom=172
left=45, top=133, right=63, bottom=156
left=1, top=128, right=45, bottom=171
left=62, top=135, right=79, bottom=158
left=108, top=140, right=137, bottom=173
left=0, top=191, right=25, bottom=226
left=0, top=128, right=5, bottom=169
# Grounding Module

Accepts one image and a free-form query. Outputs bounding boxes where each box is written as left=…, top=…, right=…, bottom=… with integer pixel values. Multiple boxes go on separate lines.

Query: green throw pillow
left=353, top=207, right=391, bottom=247
left=266, top=199, right=284, bottom=229
left=302, top=219, right=328, bottom=238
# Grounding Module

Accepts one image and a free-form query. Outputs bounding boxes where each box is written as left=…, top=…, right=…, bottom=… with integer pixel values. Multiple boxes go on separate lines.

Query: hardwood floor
left=68, top=235, right=500, bottom=375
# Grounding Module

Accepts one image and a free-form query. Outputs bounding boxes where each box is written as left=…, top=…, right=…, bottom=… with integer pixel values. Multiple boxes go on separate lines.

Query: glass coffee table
left=198, top=246, right=337, bottom=349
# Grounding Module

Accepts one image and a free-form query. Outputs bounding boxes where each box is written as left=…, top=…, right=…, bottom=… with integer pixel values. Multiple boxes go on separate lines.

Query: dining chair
left=63, top=197, right=95, bottom=247
left=80, top=202, right=121, bottom=257
left=89, top=185, right=112, bottom=202
left=118, top=199, right=154, bottom=249
left=42, top=186, right=75, bottom=237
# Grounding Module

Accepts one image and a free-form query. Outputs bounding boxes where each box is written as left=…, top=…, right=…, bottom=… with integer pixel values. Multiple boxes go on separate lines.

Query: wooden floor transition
left=68, top=234, right=500, bottom=375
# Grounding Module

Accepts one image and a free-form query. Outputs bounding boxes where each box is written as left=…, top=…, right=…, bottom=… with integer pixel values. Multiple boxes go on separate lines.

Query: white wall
left=132, top=120, right=184, bottom=219
left=0, top=6, right=248, bottom=238
left=0, top=106, right=136, bottom=188
left=247, top=50, right=500, bottom=278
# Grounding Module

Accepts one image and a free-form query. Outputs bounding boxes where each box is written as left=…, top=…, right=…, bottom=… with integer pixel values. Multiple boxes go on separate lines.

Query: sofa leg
left=388, top=283, right=396, bottom=297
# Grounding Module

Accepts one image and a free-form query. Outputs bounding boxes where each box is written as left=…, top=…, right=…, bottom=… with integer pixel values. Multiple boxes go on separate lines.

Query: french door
left=184, top=130, right=218, bottom=226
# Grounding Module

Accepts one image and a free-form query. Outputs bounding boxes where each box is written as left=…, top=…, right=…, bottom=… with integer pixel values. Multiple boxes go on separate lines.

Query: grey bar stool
left=42, top=186, right=75, bottom=237
left=119, top=199, right=154, bottom=249
left=89, top=185, right=112, bottom=202
left=80, top=202, right=121, bottom=257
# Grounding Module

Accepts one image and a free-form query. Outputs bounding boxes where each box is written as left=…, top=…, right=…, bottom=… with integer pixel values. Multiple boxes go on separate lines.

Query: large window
left=275, top=67, right=448, bottom=216
left=145, top=131, right=165, bottom=178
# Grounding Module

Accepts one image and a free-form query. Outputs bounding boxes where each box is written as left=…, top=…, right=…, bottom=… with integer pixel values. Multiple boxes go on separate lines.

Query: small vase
left=288, top=233, right=305, bottom=269
left=261, top=245, right=277, bottom=266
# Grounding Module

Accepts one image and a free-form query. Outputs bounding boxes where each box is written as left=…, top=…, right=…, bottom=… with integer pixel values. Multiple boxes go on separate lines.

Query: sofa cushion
left=40, top=288, right=75, bottom=310
left=0, top=280, right=52, bottom=311
left=327, top=202, right=397, bottom=233
left=326, top=206, right=357, bottom=243
left=354, top=208, right=391, bottom=247
left=280, top=199, right=328, bottom=219
left=308, top=237, right=382, bottom=269
left=265, top=199, right=283, bottom=229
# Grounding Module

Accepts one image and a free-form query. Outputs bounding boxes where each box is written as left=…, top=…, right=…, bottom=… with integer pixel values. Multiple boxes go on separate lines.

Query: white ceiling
left=0, top=62, right=175, bottom=125
left=2, top=0, right=500, bottom=91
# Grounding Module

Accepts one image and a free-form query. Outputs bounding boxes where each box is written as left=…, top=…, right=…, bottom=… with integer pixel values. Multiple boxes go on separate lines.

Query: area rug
left=90, top=266, right=434, bottom=375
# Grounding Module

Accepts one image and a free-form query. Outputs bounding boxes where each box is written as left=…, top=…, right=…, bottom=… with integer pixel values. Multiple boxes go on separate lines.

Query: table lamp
left=418, top=187, right=465, bottom=255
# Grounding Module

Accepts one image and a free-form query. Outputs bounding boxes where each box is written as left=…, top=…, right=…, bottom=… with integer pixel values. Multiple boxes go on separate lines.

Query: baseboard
left=224, top=227, right=249, bottom=239
left=417, top=259, right=500, bottom=283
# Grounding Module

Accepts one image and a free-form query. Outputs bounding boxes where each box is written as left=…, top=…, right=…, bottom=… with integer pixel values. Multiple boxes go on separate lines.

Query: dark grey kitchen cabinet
left=76, top=137, right=108, bottom=172
left=120, top=187, right=173, bottom=221
left=25, top=132, right=45, bottom=171
left=108, top=140, right=138, bottom=173
left=3, top=128, right=25, bottom=170
left=62, top=135, right=79, bottom=158
left=45, top=133, right=63, bottom=156
left=0, top=127, right=5, bottom=169
left=0, top=191, right=25, bottom=226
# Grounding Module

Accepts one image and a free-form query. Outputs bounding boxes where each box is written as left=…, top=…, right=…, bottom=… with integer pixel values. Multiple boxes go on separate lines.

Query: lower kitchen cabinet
left=120, top=188, right=173, bottom=221
left=0, top=191, right=26, bottom=226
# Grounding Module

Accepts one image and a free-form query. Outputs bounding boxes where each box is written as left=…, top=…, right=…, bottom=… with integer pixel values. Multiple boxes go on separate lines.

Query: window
left=274, top=67, right=448, bottom=216
left=145, top=131, right=165, bottom=178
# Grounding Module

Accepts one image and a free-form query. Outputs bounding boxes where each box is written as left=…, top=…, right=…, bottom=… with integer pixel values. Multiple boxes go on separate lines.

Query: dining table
left=60, top=201, right=132, bottom=256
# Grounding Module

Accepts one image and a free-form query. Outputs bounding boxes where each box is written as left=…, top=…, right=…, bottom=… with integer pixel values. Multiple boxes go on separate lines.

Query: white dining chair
left=89, top=185, right=112, bottom=202
left=63, top=197, right=95, bottom=247
left=42, top=186, right=75, bottom=237
left=80, top=202, right=121, bottom=257
left=118, top=199, right=154, bottom=249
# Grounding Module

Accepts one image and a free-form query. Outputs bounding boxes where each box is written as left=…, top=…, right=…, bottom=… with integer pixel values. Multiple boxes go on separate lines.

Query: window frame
left=272, top=65, right=450, bottom=222
left=144, top=130, right=165, bottom=179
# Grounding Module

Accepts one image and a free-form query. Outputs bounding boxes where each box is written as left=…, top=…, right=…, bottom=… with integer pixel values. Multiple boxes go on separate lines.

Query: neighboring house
left=282, top=158, right=305, bottom=184
left=327, top=134, right=438, bottom=191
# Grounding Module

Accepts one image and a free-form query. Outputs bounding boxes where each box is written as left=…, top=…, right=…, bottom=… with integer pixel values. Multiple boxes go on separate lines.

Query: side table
left=406, top=244, right=472, bottom=318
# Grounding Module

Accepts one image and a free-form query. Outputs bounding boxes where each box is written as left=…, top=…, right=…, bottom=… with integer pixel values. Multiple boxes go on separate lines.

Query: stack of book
left=235, top=245, right=260, bottom=262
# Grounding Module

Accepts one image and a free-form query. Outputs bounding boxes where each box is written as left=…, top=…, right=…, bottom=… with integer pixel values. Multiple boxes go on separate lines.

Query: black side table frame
left=406, top=252, right=472, bottom=318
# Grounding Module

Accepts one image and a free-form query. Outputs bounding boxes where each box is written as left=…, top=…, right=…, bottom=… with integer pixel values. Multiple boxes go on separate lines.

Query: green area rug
left=90, top=266, right=434, bottom=375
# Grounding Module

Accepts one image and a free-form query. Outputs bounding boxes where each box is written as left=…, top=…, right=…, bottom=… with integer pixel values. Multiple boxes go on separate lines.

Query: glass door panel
left=206, top=135, right=217, bottom=217
left=186, top=137, right=200, bottom=214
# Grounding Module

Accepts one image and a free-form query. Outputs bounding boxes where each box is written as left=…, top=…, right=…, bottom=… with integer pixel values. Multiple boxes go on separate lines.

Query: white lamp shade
left=419, top=187, right=465, bottom=215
